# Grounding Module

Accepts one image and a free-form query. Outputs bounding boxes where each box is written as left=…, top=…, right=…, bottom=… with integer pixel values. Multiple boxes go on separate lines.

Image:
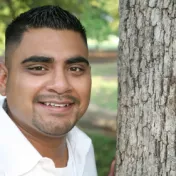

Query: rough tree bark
left=117, top=0, right=176, bottom=175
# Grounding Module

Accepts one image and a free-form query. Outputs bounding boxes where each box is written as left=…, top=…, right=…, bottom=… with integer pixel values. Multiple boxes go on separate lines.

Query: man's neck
left=20, top=126, right=69, bottom=168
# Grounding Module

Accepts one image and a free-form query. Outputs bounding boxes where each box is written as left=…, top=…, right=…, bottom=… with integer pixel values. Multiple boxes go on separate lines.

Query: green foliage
left=80, top=0, right=118, bottom=41
left=102, top=0, right=119, bottom=33
left=0, top=0, right=119, bottom=55
left=80, top=3, right=111, bottom=41
left=85, top=130, right=116, bottom=176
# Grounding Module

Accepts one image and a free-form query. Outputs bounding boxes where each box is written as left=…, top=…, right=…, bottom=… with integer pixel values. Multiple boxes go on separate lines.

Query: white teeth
left=44, top=102, right=69, bottom=107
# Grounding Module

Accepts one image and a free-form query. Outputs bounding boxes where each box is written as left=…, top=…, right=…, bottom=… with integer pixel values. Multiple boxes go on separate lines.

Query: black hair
left=5, top=5, right=87, bottom=64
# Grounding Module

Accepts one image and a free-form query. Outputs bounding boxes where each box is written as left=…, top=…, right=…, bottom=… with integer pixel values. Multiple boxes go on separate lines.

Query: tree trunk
left=116, top=0, right=176, bottom=175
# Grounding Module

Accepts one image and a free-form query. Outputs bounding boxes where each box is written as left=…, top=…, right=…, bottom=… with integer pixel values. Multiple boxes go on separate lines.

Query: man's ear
left=0, top=62, right=8, bottom=96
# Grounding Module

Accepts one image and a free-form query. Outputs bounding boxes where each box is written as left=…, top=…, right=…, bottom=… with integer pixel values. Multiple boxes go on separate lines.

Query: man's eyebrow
left=21, top=56, right=54, bottom=64
left=66, top=56, right=89, bottom=65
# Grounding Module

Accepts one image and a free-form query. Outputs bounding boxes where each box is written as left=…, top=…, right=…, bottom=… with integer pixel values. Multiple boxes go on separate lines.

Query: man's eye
left=28, top=66, right=46, bottom=71
left=70, top=67, right=83, bottom=72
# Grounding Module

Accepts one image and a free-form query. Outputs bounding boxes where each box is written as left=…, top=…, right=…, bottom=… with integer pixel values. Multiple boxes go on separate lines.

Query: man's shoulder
left=68, top=126, right=92, bottom=145
left=67, top=126, right=92, bottom=154
left=67, top=127, right=96, bottom=176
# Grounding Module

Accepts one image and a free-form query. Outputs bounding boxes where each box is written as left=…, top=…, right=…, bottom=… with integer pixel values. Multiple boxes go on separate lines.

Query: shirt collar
left=0, top=97, right=42, bottom=176
left=67, top=127, right=91, bottom=176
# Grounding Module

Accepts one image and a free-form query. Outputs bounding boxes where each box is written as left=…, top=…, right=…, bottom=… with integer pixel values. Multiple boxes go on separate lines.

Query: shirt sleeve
left=82, top=142, right=98, bottom=176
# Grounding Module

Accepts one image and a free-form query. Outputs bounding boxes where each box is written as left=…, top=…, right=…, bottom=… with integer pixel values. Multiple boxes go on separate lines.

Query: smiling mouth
left=40, top=102, right=74, bottom=108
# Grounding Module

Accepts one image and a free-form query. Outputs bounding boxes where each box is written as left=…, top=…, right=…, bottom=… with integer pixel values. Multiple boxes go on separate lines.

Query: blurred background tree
left=0, top=0, right=118, bottom=54
left=80, top=0, right=118, bottom=41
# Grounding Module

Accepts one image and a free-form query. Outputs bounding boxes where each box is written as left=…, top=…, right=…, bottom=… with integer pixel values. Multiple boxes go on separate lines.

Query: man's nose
left=46, top=70, right=72, bottom=94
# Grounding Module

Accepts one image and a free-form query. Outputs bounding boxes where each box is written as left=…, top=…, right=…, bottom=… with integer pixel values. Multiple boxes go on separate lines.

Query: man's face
left=3, top=28, right=91, bottom=137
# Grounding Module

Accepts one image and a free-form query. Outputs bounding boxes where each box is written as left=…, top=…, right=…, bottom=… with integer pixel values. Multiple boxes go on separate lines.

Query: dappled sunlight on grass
left=91, top=76, right=117, bottom=111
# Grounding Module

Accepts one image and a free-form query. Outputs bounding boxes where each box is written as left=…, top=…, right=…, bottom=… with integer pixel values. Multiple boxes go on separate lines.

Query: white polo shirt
left=0, top=97, right=97, bottom=176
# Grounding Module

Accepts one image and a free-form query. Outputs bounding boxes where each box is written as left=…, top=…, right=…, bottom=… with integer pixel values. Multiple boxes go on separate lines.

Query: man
left=0, top=5, right=115, bottom=176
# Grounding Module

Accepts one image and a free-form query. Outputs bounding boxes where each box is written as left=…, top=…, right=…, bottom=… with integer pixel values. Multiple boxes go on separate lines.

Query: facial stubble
left=32, top=106, right=81, bottom=137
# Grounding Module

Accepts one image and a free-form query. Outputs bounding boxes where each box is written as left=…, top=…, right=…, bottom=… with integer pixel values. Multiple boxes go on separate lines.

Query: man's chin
left=33, top=120, right=76, bottom=138
left=38, top=126, right=74, bottom=138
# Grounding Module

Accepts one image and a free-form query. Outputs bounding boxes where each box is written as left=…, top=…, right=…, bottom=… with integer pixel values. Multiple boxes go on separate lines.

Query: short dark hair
left=5, top=5, right=87, bottom=65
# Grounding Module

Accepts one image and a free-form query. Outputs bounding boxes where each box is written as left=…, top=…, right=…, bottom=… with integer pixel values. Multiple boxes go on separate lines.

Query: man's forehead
left=22, top=28, right=84, bottom=42
left=15, top=30, right=86, bottom=55
left=20, top=28, right=87, bottom=50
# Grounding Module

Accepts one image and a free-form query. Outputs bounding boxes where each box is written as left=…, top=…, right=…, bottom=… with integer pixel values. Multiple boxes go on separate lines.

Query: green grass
left=85, top=130, right=116, bottom=176
left=90, top=62, right=117, bottom=111
left=84, top=62, right=117, bottom=175
left=91, top=62, right=117, bottom=77
left=91, top=77, right=117, bottom=111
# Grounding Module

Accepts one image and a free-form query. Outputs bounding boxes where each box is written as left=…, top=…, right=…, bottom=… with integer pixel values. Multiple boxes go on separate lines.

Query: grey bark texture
left=117, top=0, right=176, bottom=175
